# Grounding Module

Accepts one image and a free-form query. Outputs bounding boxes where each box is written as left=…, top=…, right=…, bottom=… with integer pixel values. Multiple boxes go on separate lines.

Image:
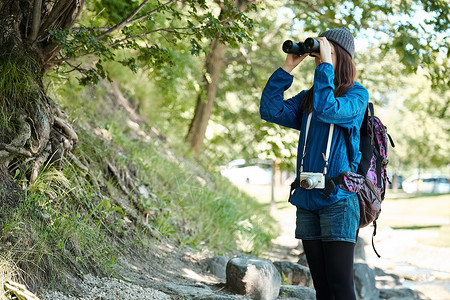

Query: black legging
left=302, top=240, right=356, bottom=300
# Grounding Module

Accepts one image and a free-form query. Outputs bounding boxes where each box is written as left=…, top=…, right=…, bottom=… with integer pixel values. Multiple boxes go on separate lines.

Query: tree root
left=0, top=143, right=32, bottom=157
left=54, top=116, right=78, bottom=146
left=29, top=144, right=51, bottom=185
left=107, top=161, right=131, bottom=195
left=0, top=114, right=32, bottom=164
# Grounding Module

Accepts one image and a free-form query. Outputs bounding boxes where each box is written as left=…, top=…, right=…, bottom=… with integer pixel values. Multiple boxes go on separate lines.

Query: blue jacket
left=260, top=63, right=369, bottom=210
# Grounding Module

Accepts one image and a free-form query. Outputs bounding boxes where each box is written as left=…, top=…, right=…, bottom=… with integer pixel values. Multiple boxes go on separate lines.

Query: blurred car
left=220, top=159, right=272, bottom=185
left=402, top=174, right=450, bottom=194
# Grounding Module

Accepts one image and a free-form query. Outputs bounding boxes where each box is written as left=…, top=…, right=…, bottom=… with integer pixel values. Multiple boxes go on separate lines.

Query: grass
left=0, top=72, right=279, bottom=294
left=380, top=193, right=450, bottom=248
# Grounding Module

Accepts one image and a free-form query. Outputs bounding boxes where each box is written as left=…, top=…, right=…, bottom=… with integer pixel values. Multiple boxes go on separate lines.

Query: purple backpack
left=340, top=103, right=395, bottom=256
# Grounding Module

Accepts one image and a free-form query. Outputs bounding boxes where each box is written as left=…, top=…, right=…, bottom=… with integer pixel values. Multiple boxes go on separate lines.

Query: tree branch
left=38, top=0, right=76, bottom=38
left=29, top=0, right=43, bottom=43
left=96, top=0, right=178, bottom=40
left=126, top=0, right=178, bottom=28
left=50, top=26, right=194, bottom=63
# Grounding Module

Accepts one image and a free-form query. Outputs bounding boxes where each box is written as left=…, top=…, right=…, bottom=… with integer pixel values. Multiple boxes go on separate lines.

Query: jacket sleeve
left=313, top=63, right=368, bottom=128
left=260, top=68, right=305, bottom=131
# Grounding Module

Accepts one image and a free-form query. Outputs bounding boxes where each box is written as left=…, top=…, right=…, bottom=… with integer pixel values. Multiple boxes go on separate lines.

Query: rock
left=278, top=285, right=316, bottom=299
left=297, top=253, right=308, bottom=267
left=354, top=262, right=380, bottom=300
left=162, top=283, right=214, bottom=298
left=355, top=236, right=366, bottom=261
left=204, top=256, right=229, bottom=280
left=379, top=287, right=423, bottom=299
left=226, top=256, right=281, bottom=300
left=193, top=293, right=250, bottom=299
left=373, top=268, right=401, bottom=289
left=273, top=261, right=313, bottom=287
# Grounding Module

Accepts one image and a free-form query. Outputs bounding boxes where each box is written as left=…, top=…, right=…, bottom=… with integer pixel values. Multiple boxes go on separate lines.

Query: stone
left=373, top=268, right=401, bottom=289
left=226, top=256, right=281, bottom=300
left=162, top=283, right=213, bottom=298
left=354, top=262, right=380, bottom=300
left=355, top=236, right=366, bottom=261
left=193, top=293, right=250, bottom=299
left=278, top=285, right=316, bottom=300
left=297, top=253, right=308, bottom=267
left=273, top=261, right=313, bottom=288
left=204, top=256, right=229, bottom=279
left=379, top=287, right=421, bottom=299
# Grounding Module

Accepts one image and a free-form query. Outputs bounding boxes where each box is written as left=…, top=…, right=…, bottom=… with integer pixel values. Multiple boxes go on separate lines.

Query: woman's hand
left=282, top=51, right=309, bottom=74
left=316, top=37, right=334, bottom=66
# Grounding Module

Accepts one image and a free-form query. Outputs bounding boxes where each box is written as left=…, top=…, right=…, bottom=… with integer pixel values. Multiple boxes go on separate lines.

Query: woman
left=260, top=27, right=368, bottom=300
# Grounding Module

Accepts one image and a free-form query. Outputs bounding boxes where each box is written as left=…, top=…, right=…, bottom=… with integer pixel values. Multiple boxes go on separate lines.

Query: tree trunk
left=186, top=38, right=226, bottom=156
left=0, top=0, right=84, bottom=191
left=186, top=0, right=249, bottom=156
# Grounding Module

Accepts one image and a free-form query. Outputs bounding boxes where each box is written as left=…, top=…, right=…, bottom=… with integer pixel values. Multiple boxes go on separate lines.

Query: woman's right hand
left=282, top=51, right=309, bottom=74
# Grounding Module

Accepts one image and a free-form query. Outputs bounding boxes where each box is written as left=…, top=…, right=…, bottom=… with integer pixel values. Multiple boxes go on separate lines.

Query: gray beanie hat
left=319, top=27, right=355, bottom=58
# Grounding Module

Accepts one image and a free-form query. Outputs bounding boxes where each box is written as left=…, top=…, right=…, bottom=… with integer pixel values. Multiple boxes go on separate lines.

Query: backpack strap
left=342, top=129, right=354, bottom=173
left=372, top=220, right=381, bottom=258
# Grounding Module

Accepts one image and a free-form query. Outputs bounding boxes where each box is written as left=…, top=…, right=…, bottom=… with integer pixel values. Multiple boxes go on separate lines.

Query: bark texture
left=0, top=0, right=85, bottom=195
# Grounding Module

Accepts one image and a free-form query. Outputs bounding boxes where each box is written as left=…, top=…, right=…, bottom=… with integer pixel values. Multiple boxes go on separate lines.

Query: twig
left=96, top=0, right=178, bottom=40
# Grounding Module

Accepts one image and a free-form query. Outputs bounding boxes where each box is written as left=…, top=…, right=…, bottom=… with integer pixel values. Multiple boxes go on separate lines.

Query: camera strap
left=299, top=113, right=334, bottom=176
left=289, top=114, right=335, bottom=201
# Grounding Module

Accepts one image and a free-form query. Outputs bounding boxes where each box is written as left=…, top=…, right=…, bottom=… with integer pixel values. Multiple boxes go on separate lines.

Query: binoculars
left=282, top=38, right=319, bottom=55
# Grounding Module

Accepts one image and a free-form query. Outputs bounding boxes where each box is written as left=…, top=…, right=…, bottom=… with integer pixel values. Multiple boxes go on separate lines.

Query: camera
left=299, top=172, right=325, bottom=189
left=282, top=38, right=320, bottom=55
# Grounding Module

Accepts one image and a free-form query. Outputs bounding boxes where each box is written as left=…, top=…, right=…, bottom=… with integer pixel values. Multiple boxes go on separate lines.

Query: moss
left=0, top=53, right=41, bottom=142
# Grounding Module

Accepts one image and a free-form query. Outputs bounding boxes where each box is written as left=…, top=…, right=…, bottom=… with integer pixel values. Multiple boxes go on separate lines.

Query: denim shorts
left=295, top=194, right=360, bottom=243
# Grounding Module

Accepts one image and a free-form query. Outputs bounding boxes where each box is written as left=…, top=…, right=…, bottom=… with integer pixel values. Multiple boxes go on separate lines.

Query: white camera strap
left=300, top=113, right=334, bottom=176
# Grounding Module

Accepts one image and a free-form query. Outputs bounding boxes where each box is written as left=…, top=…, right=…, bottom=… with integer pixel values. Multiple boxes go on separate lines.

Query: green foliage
left=48, top=0, right=448, bottom=172
left=287, top=0, right=449, bottom=89
left=383, top=73, right=449, bottom=170
left=51, top=0, right=255, bottom=85
left=48, top=70, right=277, bottom=257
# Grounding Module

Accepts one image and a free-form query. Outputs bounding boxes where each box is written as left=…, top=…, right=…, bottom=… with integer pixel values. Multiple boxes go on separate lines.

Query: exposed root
left=107, top=161, right=131, bottom=195
left=54, top=116, right=78, bottom=146
left=28, top=99, right=51, bottom=157
left=29, top=144, right=51, bottom=185
left=0, top=143, right=32, bottom=158
left=0, top=114, right=32, bottom=163
left=54, top=103, right=69, bottom=120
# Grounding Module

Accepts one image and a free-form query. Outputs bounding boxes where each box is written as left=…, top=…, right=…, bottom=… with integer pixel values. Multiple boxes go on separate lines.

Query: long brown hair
left=300, top=41, right=356, bottom=113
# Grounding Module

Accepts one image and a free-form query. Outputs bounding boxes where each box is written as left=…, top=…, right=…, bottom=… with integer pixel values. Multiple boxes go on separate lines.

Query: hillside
left=0, top=78, right=278, bottom=299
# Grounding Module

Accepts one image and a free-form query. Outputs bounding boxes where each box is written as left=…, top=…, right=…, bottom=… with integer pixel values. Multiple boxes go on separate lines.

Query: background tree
left=186, top=0, right=254, bottom=156
left=199, top=0, right=449, bottom=171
